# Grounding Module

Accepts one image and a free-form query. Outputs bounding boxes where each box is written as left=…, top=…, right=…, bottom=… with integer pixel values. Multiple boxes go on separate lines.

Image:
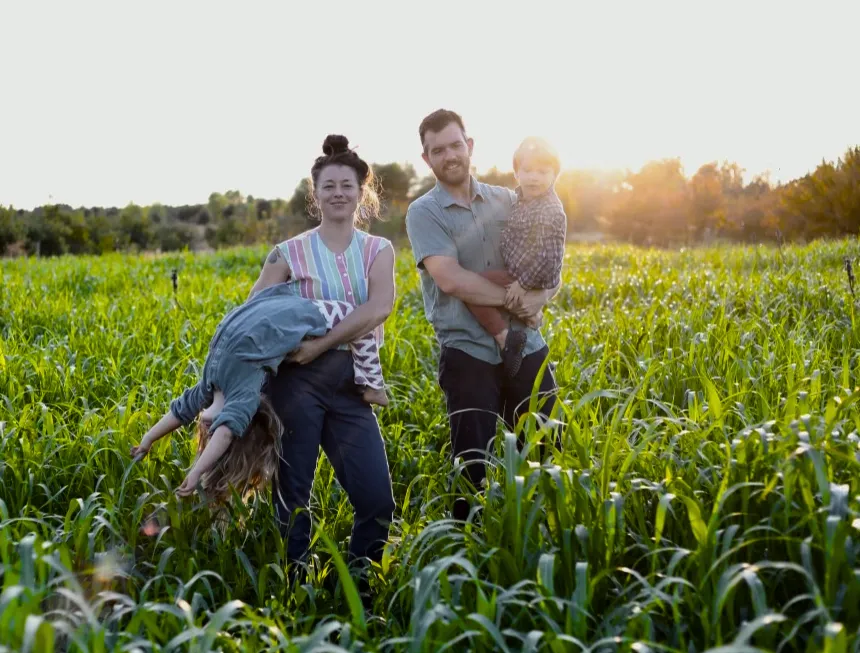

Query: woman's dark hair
left=308, top=135, right=380, bottom=223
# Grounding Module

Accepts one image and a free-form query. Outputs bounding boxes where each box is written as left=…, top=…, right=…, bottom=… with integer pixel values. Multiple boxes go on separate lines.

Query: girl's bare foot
left=362, top=387, right=389, bottom=407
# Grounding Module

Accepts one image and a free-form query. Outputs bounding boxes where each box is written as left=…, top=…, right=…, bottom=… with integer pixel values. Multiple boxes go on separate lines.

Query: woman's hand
left=289, top=337, right=327, bottom=365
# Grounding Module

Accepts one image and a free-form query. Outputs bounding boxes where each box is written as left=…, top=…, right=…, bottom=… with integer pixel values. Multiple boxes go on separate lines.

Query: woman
left=248, top=135, right=396, bottom=569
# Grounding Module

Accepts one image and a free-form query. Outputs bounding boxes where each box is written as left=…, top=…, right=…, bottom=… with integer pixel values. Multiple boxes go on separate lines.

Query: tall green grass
left=2, top=240, right=860, bottom=652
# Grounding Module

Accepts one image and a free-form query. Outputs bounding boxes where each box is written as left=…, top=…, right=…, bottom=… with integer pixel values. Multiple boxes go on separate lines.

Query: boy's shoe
left=502, top=329, right=527, bottom=379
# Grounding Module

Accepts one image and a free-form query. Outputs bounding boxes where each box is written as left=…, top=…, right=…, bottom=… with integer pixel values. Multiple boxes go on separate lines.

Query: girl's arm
left=175, top=424, right=233, bottom=496
left=130, top=410, right=183, bottom=459
left=131, top=382, right=208, bottom=459
left=290, top=247, right=395, bottom=363
left=247, top=246, right=291, bottom=300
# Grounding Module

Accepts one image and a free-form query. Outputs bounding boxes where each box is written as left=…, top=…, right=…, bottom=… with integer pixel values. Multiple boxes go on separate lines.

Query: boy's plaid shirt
left=500, top=187, right=567, bottom=289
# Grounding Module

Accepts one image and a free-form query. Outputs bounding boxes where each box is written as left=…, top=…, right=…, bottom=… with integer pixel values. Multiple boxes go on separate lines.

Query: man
left=405, top=109, right=560, bottom=521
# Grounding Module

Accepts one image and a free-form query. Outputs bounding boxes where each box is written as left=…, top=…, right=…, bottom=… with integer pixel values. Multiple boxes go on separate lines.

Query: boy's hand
left=504, top=280, right=527, bottom=310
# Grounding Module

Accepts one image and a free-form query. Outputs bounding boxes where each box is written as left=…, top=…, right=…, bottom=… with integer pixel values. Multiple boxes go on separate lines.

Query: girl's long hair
left=194, top=395, right=282, bottom=506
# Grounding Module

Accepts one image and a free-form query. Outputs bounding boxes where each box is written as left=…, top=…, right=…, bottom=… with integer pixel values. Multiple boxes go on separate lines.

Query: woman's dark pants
left=264, top=350, right=395, bottom=565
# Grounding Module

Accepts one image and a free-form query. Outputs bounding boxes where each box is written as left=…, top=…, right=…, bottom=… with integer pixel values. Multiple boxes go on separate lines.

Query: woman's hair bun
left=322, top=134, right=351, bottom=156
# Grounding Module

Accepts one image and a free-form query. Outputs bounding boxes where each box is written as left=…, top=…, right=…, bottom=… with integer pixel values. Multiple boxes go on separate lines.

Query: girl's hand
left=130, top=441, right=151, bottom=460
left=175, top=473, right=199, bottom=497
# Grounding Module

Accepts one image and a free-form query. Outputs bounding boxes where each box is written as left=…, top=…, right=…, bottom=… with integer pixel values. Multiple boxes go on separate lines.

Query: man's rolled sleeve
left=405, top=201, right=457, bottom=270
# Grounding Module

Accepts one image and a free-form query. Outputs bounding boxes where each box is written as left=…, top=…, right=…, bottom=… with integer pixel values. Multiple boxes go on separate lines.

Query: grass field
left=2, top=240, right=860, bottom=652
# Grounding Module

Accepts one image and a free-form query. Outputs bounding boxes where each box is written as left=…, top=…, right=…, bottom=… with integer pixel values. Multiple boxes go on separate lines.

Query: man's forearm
left=445, top=268, right=508, bottom=306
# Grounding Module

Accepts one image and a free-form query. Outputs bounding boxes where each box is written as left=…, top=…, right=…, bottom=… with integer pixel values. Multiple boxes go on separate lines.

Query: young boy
left=465, top=136, right=567, bottom=378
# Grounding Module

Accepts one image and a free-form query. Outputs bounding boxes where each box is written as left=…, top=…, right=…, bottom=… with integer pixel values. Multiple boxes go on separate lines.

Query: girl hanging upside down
left=129, top=281, right=388, bottom=503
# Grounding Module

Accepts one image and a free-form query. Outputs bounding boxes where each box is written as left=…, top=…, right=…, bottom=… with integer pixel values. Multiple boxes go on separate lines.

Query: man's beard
left=433, top=157, right=470, bottom=185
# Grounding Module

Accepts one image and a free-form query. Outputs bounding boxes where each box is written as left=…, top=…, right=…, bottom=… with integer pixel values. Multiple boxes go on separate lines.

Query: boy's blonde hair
left=194, top=395, right=282, bottom=506
left=513, top=136, right=561, bottom=177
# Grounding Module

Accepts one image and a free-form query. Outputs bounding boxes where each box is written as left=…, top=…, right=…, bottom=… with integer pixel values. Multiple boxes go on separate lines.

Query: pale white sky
left=1, top=0, right=858, bottom=210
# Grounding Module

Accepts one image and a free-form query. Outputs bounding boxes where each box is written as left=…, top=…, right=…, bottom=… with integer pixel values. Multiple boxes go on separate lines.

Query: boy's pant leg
left=437, top=346, right=502, bottom=520
left=464, top=269, right=516, bottom=337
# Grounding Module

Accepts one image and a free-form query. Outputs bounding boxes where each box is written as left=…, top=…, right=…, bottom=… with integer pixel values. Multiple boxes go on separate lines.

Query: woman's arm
left=290, top=246, right=395, bottom=363
left=247, top=246, right=291, bottom=300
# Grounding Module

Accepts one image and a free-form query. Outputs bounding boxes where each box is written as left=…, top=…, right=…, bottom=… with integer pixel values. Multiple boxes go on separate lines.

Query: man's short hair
left=513, top=136, right=561, bottom=176
left=419, top=109, right=467, bottom=150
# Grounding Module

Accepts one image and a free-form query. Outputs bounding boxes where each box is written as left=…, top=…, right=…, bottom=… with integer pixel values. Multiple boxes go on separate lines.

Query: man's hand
left=504, top=280, right=527, bottom=310
left=289, top=337, right=326, bottom=365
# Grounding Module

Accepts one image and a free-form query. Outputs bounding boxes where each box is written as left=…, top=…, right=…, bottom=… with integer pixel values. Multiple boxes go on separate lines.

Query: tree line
left=2, top=146, right=859, bottom=257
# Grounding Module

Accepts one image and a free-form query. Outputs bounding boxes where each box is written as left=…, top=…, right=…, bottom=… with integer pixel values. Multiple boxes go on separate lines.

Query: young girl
left=129, top=282, right=388, bottom=503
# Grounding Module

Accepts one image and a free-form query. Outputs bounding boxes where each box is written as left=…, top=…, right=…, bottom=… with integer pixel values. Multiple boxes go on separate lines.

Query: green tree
left=373, top=162, right=417, bottom=216
left=478, top=167, right=516, bottom=189
left=409, top=174, right=437, bottom=201
left=555, top=169, right=623, bottom=232
left=119, top=203, right=154, bottom=250
left=0, top=206, right=24, bottom=253
left=63, top=210, right=92, bottom=254
left=288, top=178, right=314, bottom=219
left=605, top=159, right=691, bottom=246
left=88, top=213, right=118, bottom=253
left=779, top=147, right=860, bottom=239
left=155, top=223, right=194, bottom=252
left=25, top=205, right=72, bottom=256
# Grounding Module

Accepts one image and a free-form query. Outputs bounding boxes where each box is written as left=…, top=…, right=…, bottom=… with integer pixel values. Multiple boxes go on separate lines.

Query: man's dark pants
left=438, top=344, right=559, bottom=520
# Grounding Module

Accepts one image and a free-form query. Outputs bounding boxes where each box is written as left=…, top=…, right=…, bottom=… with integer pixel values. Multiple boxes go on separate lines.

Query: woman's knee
left=352, top=474, right=395, bottom=521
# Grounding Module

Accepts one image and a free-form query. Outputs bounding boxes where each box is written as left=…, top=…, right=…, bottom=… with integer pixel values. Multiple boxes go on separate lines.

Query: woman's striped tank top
left=276, top=228, right=391, bottom=345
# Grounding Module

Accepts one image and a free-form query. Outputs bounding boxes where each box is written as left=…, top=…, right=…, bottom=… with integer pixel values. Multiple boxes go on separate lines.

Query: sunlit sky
left=1, top=0, right=858, bottom=210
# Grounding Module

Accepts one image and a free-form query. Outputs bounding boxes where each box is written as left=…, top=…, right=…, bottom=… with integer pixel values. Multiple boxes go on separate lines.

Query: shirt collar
left=434, top=176, right=485, bottom=208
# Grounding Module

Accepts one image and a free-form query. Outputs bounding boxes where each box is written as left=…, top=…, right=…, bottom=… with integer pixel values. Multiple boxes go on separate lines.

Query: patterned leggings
left=312, top=300, right=384, bottom=390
